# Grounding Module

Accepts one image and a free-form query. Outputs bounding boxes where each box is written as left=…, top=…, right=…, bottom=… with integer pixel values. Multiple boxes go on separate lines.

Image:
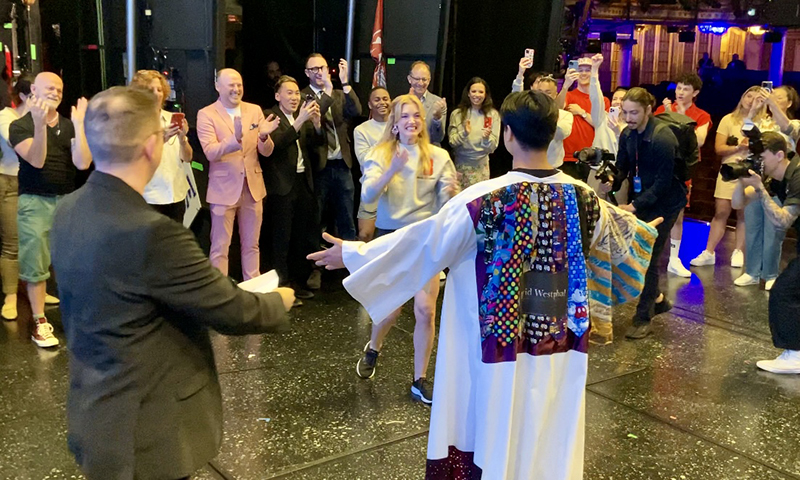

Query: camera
left=574, top=147, right=618, bottom=184
left=575, top=147, right=620, bottom=204
left=720, top=123, right=764, bottom=181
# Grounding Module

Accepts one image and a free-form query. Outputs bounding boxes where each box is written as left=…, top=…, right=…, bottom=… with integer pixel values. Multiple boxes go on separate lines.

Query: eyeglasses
left=409, top=75, right=430, bottom=83
left=305, top=66, right=328, bottom=74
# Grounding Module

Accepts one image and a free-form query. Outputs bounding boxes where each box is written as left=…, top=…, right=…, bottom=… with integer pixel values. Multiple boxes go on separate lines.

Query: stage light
left=748, top=26, right=766, bottom=35
left=747, top=8, right=757, bottom=17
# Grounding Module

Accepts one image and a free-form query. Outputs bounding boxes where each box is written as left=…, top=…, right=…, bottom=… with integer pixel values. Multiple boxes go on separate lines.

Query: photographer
left=731, top=132, right=800, bottom=374
left=601, top=87, right=687, bottom=339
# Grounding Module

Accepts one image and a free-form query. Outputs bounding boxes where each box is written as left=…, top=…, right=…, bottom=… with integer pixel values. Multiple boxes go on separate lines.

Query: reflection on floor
left=0, top=219, right=799, bottom=480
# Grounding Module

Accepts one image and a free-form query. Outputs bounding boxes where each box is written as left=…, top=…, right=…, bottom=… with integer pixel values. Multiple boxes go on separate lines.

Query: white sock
left=670, top=239, right=681, bottom=259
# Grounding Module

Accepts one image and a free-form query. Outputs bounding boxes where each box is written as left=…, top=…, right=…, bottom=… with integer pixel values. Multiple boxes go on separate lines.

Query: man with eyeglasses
left=301, top=54, right=362, bottom=255
left=407, top=61, right=447, bottom=146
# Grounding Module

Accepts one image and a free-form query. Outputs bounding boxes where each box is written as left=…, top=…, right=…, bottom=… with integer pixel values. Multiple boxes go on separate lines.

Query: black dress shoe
left=654, top=298, right=672, bottom=316
left=294, top=288, right=315, bottom=300
left=292, top=298, right=304, bottom=308
left=625, top=323, right=652, bottom=339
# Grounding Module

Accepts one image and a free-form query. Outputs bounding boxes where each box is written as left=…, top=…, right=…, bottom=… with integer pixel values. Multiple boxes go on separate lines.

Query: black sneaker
left=625, top=323, right=652, bottom=340
left=356, top=341, right=379, bottom=379
left=292, top=298, right=304, bottom=308
left=294, top=288, right=314, bottom=300
left=654, top=298, right=672, bottom=316
left=411, top=377, right=433, bottom=404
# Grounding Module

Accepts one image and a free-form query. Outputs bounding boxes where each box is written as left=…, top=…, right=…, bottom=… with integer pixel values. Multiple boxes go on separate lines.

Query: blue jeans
left=314, top=160, right=357, bottom=241
left=744, top=196, right=786, bottom=281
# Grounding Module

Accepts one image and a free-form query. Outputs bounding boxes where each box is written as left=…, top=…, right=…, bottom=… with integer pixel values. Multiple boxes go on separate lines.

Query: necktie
left=319, top=91, right=338, bottom=155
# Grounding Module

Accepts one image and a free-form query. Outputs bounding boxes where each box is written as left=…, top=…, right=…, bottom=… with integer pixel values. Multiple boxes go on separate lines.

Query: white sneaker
left=31, top=318, right=59, bottom=348
left=667, top=257, right=692, bottom=278
left=765, top=279, right=776, bottom=291
left=730, top=249, right=744, bottom=268
left=690, top=250, right=716, bottom=267
left=734, top=273, right=760, bottom=286
left=756, top=350, right=800, bottom=374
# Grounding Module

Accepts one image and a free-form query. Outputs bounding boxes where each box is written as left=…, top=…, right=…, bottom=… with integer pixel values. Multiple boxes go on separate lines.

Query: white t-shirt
left=0, top=107, right=21, bottom=176
left=353, top=119, right=387, bottom=168
left=225, top=106, right=242, bottom=123
left=143, top=110, right=189, bottom=204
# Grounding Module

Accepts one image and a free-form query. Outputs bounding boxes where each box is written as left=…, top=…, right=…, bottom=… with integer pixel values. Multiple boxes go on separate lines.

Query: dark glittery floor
left=0, top=220, right=799, bottom=480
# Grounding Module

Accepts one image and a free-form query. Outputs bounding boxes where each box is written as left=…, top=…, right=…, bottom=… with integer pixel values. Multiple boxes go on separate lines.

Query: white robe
left=342, top=171, right=657, bottom=480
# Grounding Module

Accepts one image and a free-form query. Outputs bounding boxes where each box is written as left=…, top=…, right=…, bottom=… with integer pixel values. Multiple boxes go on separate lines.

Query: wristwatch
left=581, top=112, right=588, bottom=119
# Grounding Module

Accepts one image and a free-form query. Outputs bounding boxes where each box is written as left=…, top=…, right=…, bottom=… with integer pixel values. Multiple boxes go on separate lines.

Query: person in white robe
left=310, top=90, right=661, bottom=480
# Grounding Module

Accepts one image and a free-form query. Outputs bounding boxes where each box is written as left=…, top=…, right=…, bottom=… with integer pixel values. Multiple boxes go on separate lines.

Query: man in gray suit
left=52, top=86, right=295, bottom=480
left=407, top=61, right=447, bottom=145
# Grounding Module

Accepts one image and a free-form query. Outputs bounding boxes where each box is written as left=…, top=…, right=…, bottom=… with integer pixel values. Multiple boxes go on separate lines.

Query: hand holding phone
left=170, top=112, right=185, bottom=130
left=484, top=116, right=493, bottom=129
left=524, top=49, right=535, bottom=62
left=608, top=107, right=619, bottom=121
left=761, top=81, right=774, bottom=93
left=568, top=59, right=579, bottom=71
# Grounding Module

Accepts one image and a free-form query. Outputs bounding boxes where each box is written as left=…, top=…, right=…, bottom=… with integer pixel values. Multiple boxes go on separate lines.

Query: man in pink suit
left=197, top=68, right=279, bottom=279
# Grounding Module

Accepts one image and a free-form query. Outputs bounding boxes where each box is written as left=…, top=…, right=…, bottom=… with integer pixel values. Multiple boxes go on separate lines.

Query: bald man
left=197, top=69, right=279, bottom=280
left=8, top=72, right=92, bottom=349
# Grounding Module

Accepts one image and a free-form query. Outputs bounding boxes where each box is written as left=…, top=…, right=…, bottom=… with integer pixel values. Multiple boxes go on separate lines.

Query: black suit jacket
left=52, top=172, right=289, bottom=480
left=262, top=105, right=321, bottom=196
left=301, top=86, right=362, bottom=170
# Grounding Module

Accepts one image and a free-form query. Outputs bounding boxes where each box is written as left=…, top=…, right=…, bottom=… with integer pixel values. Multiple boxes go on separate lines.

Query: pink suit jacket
left=196, top=100, right=269, bottom=206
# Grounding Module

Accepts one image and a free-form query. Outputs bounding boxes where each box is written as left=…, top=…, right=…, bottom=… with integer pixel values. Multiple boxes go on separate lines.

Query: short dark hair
left=762, top=131, right=788, bottom=155
left=676, top=72, right=703, bottom=92
left=274, top=75, right=298, bottom=93
left=370, top=86, right=389, bottom=97
left=623, top=87, right=656, bottom=109
left=14, top=73, right=34, bottom=98
left=613, top=86, right=628, bottom=95
left=500, top=90, right=557, bottom=151
left=305, top=53, right=325, bottom=68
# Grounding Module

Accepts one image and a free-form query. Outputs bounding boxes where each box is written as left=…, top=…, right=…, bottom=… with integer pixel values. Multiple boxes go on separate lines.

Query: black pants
left=560, top=162, right=590, bottom=183
left=268, top=173, right=319, bottom=286
left=152, top=200, right=186, bottom=224
left=634, top=210, right=680, bottom=325
left=769, top=257, right=800, bottom=350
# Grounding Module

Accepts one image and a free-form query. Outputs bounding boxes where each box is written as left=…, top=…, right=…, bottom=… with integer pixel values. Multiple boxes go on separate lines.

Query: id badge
left=633, top=176, right=642, bottom=193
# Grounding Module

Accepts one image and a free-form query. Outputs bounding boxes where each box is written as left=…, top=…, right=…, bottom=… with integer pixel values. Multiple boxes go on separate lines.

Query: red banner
left=370, top=0, right=386, bottom=88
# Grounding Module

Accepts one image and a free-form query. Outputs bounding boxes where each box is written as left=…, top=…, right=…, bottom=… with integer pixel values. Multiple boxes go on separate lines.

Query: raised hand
left=390, top=146, right=409, bottom=172
left=662, top=97, right=672, bottom=109
left=338, top=58, right=349, bottom=85
left=482, top=127, right=492, bottom=140
left=432, top=98, right=446, bottom=120
left=164, top=125, right=181, bottom=142
left=564, top=69, right=579, bottom=89
left=259, top=114, right=280, bottom=140
left=178, top=116, right=189, bottom=139
left=234, top=116, right=243, bottom=142
left=590, top=53, right=603, bottom=71
left=71, top=97, right=88, bottom=127
left=518, top=57, right=533, bottom=77
left=296, top=100, right=318, bottom=126
left=29, top=97, right=49, bottom=128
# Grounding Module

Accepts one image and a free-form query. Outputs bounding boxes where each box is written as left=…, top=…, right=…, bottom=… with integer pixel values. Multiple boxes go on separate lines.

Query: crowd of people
left=0, top=47, right=799, bottom=479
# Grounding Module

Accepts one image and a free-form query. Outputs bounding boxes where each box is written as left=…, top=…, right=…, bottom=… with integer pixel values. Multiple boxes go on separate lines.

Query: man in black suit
left=302, top=54, right=362, bottom=244
left=263, top=75, right=324, bottom=303
left=51, top=86, right=295, bottom=480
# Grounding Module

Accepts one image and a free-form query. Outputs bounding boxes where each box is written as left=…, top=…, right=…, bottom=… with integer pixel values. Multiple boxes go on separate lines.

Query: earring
left=391, top=126, right=399, bottom=134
